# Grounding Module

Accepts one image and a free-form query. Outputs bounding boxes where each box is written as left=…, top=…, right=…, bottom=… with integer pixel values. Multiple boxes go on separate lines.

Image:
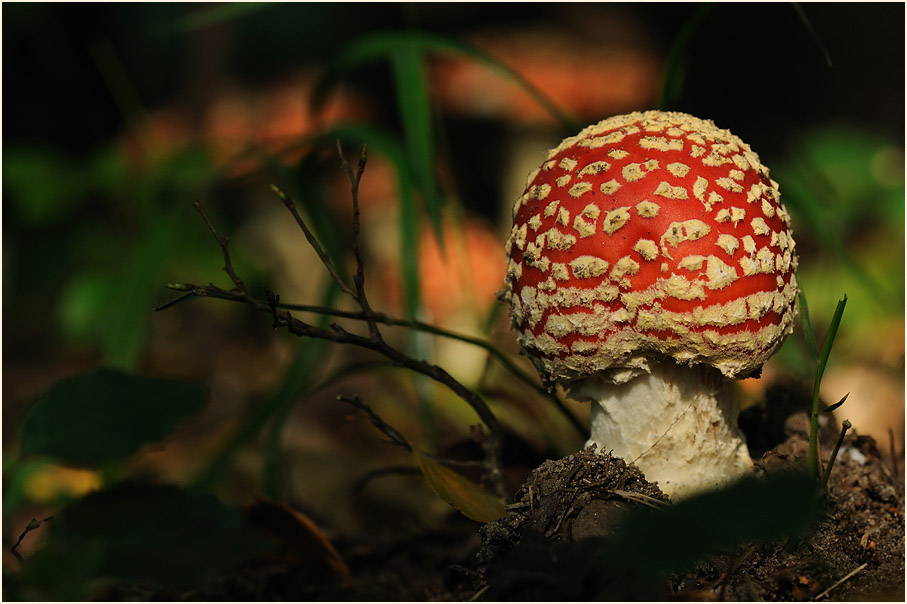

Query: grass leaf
left=816, top=295, right=848, bottom=387
left=791, top=3, right=833, bottom=68
left=808, top=294, right=848, bottom=478
left=312, top=31, right=577, bottom=130
left=798, top=288, right=820, bottom=361
left=390, top=39, right=444, bottom=247
left=658, top=4, right=713, bottom=110
left=822, top=392, right=849, bottom=414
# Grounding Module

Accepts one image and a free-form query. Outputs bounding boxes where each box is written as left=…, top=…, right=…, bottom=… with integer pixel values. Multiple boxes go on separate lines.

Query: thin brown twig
left=269, top=184, right=357, bottom=299
left=156, top=287, right=585, bottom=437
left=813, top=562, right=867, bottom=600
left=193, top=200, right=246, bottom=294
left=821, top=419, right=851, bottom=491
left=11, top=516, right=53, bottom=563
left=177, top=148, right=511, bottom=498
left=338, top=394, right=412, bottom=452
left=275, top=307, right=506, bottom=497
left=336, top=140, right=381, bottom=340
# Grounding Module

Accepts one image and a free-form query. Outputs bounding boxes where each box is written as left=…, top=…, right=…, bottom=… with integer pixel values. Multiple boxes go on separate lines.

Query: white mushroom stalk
left=571, top=362, right=751, bottom=500
left=503, top=111, right=799, bottom=500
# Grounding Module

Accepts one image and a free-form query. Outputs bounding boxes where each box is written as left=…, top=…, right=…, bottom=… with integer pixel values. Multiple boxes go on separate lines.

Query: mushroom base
left=570, top=361, right=752, bottom=500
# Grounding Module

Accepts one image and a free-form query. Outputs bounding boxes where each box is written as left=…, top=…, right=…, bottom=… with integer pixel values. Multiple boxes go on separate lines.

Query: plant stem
left=821, top=419, right=851, bottom=491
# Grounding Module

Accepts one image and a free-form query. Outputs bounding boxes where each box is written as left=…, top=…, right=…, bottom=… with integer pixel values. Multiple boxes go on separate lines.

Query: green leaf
left=798, top=288, right=819, bottom=361
left=19, top=368, right=206, bottom=467
left=809, top=294, right=848, bottom=478
left=21, top=483, right=273, bottom=599
left=413, top=451, right=505, bottom=523
left=605, top=473, right=821, bottom=577
left=822, top=392, right=849, bottom=414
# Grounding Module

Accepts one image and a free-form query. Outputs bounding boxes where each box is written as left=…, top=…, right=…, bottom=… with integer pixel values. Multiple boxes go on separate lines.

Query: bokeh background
left=3, top=0, right=904, bottom=582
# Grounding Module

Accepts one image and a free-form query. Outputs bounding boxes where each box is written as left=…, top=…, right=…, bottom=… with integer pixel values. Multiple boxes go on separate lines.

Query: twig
left=468, top=585, right=489, bottom=602
left=336, top=141, right=381, bottom=340
left=339, top=394, right=412, bottom=452
left=276, top=307, right=506, bottom=497
left=11, top=516, right=53, bottom=563
left=269, top=184, right=357, bottom=299
left=173, top=146, right=513, bottom=498
left=609, top=489, right=668, bottom=510
left=821, top=419, right=851, bottom=491
left=156, top=288, right=585, bottom=437
left=193, top=200, right=246, bottom=294
left=813, top=562, right=867, bottom=600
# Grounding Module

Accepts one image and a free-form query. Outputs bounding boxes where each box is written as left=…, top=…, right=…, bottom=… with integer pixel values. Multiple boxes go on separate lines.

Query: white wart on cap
left=504, top=110, right=798, bottom=386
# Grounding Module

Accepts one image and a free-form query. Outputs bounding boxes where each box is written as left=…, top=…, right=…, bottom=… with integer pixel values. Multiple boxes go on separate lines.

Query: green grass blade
left=416, top=33, right=580, bottom=131
left=389, top=41, right=444, bottom=249
left=311, top=31, right=578, bottom=130
left=791, top=3, right=833, bottom=68
left=822, top=392, right=849, bottom=414
left=816, top=295, right=847, bottom=387
left=798, top=288, right=819, bottom=361
left=658, top=4, right=713, bottom=110
left=808, top=294, right=848, bottom=478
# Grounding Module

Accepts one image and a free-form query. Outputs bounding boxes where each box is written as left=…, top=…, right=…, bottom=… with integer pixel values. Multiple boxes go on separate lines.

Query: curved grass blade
left=658, top=4, right=713, bottom=110
left=312, top=31, right=578, bottom=130
left=808, top=294, right=848, bottom=478
left=791, top=3, right=833, bottom=68
left=798, top=287, right=820, bottom=361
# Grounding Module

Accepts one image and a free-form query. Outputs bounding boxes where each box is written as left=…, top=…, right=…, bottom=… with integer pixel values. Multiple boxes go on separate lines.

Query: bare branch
left=175, top=154, right=513, bottom=497
left=11, top=516, right=53, bottom=563
left=156, top=283, right=585, bottom=437
left=339, top=394, right=412, bottom=452
left=270, top=184, right=356, bottom=299
left=336, top=140, right=380, bottom=340
left=193, top=200, right=246, bottom=294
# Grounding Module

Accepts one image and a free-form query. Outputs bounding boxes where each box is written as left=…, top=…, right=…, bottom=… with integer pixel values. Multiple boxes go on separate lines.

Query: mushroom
left=503, top=110, right=799, bottom=499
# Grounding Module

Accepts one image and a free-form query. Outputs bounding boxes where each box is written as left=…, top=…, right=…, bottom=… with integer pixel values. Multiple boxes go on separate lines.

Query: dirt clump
left=469, top=413, right=905, bottom=601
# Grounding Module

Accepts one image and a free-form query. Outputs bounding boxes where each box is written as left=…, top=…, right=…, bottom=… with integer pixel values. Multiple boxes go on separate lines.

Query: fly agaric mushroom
left=503, top=110, right=799, bottom=499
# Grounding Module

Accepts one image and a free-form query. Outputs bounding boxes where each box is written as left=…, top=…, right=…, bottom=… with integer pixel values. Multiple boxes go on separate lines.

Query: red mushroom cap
left=504, top=110, right=799, bottom=384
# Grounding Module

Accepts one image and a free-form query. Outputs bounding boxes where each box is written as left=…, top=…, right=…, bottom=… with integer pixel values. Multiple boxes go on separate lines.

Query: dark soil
left=469, top=416, right=905, bottom=601
left=100, top=413, right=903, bottom=602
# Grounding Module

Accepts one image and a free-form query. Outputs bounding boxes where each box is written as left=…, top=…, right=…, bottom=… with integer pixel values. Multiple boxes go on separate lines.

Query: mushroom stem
left=570, top=361, right=752, bottom=500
